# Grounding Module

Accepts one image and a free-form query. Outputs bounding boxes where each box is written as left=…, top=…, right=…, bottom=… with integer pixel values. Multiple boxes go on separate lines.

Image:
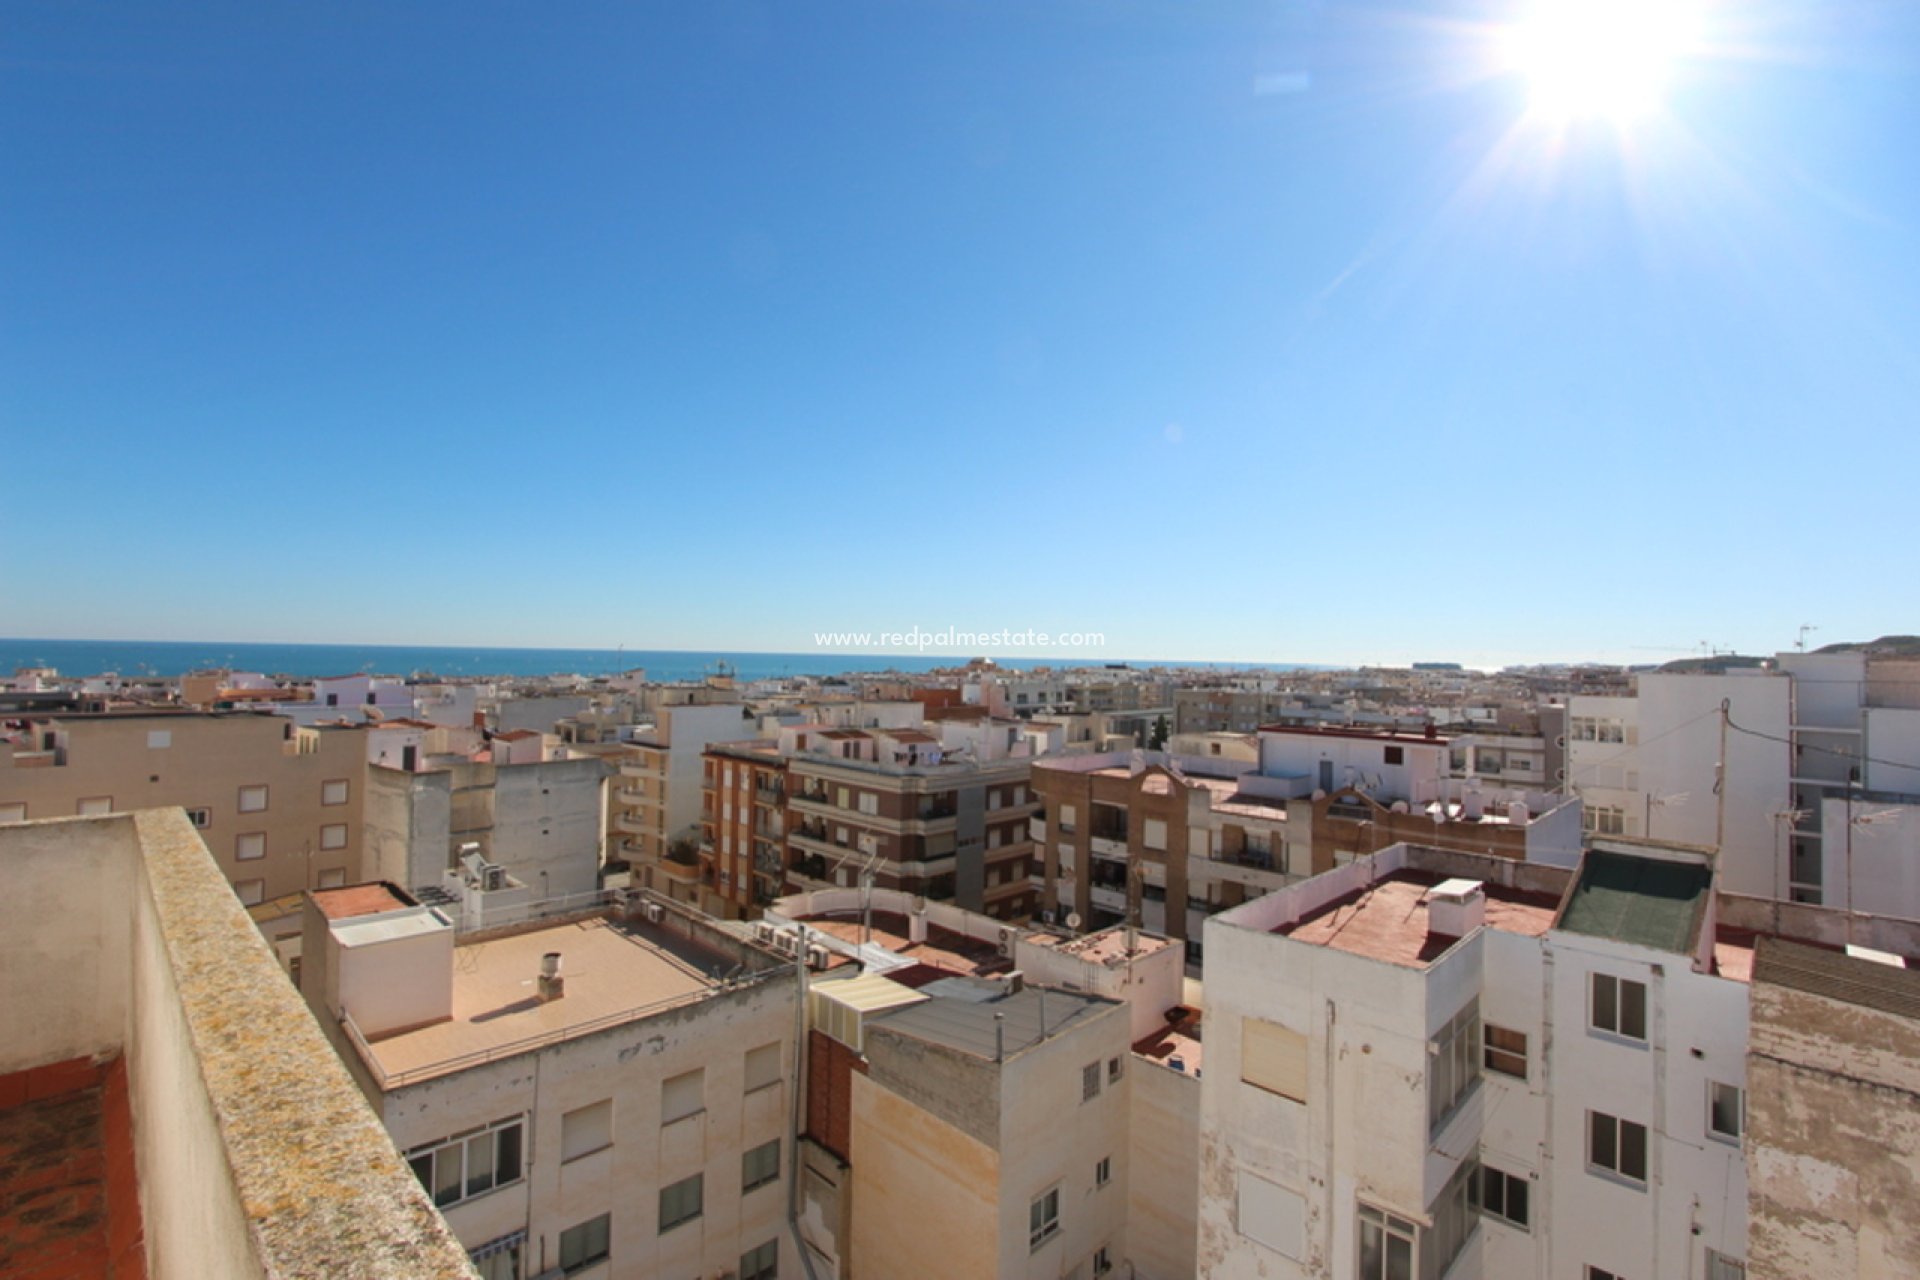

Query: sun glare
left=1505, top=0, right=1701, bottom=123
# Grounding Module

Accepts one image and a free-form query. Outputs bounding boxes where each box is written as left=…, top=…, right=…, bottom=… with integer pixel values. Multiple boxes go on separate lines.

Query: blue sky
left=4, top=0, right=1916, bottom=667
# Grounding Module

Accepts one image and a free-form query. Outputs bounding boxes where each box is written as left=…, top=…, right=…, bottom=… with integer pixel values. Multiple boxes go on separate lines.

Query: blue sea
left=0, top=639, right=1331, bottom=683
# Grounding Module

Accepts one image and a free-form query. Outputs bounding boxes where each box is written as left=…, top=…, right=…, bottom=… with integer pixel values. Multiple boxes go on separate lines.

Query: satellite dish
left=1065, top=912, right=1083, bottom=930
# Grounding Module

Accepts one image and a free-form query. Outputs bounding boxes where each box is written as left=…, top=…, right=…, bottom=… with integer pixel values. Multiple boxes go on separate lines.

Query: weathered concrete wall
left=1747, top=980, right=1920, bottom=1279
left=848, top=1071, right=1000, bottom=1280
left=862, top=1024, right=1000, bottom=1150
left=1129, top=1057, right=1199, bottom=1280
left=0, top=815, right=135, bottom=1071
left=364, top=765, right=450, bottom=890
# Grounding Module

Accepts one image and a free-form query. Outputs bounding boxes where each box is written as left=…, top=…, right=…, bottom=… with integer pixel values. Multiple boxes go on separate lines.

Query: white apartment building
left=1566, top=656, right=1920, bottom=915
left=302, top=885, right=800, bottom=1280
left=1198, top=841, right=1754, bottom=1280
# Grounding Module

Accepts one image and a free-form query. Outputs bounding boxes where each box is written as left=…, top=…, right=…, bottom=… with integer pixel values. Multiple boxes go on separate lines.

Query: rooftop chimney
left=538, top=951, right=565, bottom=1002
left=1427, top=879, right=1486, bottom=941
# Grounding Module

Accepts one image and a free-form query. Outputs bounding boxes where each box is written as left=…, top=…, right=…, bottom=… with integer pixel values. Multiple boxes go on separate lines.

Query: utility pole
left=1713, top=698, right=1730, bottom=863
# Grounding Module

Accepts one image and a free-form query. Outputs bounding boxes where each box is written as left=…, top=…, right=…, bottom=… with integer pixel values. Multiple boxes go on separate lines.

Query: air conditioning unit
left=806, top=945, right=832, bottom=970
left=997, top=927, right=1016, bottom=958
left=753, top=922, right=778, bottom=945
left=644, top=902, right=664, bottom=924
left=484, top=865, right=506, bottom=892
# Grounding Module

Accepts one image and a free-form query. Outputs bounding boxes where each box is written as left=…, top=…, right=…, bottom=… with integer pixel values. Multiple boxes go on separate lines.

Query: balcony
left=0, top=811, right=474, bottom=1278
left=1090, top=885, right=1128, bottom=915
left=1088, top=835, right=1128, bottom=861
left=613, top=813, right=650, bottom=837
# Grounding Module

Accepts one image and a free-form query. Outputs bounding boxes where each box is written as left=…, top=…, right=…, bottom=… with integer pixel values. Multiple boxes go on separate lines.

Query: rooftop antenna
left=1795, top=624, right=1818, bottom=652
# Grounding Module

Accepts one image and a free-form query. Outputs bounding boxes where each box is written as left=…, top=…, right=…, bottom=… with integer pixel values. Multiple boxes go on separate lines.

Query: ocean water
left=0, top=639, right=1328, bottom=683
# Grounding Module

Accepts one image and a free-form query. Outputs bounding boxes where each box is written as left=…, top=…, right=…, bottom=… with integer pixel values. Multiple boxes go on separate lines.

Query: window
left=1590, top=973, right=1648, bottom=1041
left=1705, top=1250, right=1746, bottom=1280
left=317, top=868, right=346, bottom=889
left=1107, top=1055, right=1124, bottom=1084
left=147, top=730, right=171, bottom=749
left=1428, top=999, right=1481, bottom=1133
left=470, top=1237, right=521, bottom=1280
left=1242, top=1017, right=1309, bottom=1103
left=77, top=796, right=113, bottom=816
left=1589, top=1269, right=1623, bottom=1280
left=743, top=1139, right=780, bottom=1192
left=1095, top=1155, right=1111, bottom=1188
left=561, top=1100, right=612, bottom=1163
left=1384, top=746, right=1404, bottom=765
left=1357, top=1204, right=1416, bottom=1280
left=1585, top=805, right=1627, bottom=836
left=322, top=778, right=349, bottom=806
left=1028, top=1187, right=1060, bottom=1250
left=185, top=807, right=211, bottom=829
left=1589, top=1111, right=1649, bottom=1184
left=234, top=879, right=265, bottom=905
left=235, top=832, right=266, bottom=862
left=1082, top=1062, right=1101, bottom=1103
left=1093, top=1245, right=1113, bottom=1275
left=1058, top=804, right=1076, bottom=834
left=1142, top=818, right=1167, bottom=850
left=320, top=823, right=348, bottom=851
left=1708, top=1082, right=1743, bottom=1142
left=1427, top=1158, right=1477, bottom=1279
left=659, top=1172, right=704, bottom=1232
left=662, top=1068, right=704, bottom=1124
left=1477, top=1164, right=1530, bottom=1230
left=237, top=785, right=268, bottom=813
left=0, top=802, right=23, bottom=824
left=1483, top=1024, right=1528, bottom=1078
left=406, top=1117, right=524, bottom=1208
left=745, top=1042, right=781, bottom=1093
left=857, top=792, right=878, bottom=815
left=558, top=1213, right=609, bottom=1274
left=740, top=1239, right=778, bottom=1280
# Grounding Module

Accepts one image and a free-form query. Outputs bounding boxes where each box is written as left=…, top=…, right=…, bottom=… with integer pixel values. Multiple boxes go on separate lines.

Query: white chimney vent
left=1427, top=879, right=1485, bottom=939
left=538, top=951, right=565, bottom=1002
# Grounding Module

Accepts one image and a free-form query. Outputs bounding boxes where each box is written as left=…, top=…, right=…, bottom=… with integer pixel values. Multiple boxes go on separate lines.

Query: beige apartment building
left=302, top=884, right=799, bottom=1280
left=0, top=711, right=367, bottom=907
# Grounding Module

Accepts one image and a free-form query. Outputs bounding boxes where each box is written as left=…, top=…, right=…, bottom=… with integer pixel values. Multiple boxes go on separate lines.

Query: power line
left=1562, top=704, right=1724, bottom=786
left=1724, top=713, right=1920, bottom=776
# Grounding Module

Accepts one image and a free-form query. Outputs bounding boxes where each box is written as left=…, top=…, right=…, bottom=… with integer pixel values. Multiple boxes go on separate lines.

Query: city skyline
left=5, top=2, right=1917, bottom=668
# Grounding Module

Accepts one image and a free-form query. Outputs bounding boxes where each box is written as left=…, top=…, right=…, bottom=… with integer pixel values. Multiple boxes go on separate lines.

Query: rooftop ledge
left=0, top=811, right=476, bottom=1279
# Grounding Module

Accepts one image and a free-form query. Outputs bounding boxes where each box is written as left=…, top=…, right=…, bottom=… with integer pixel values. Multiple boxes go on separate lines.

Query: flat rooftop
left=1133, top=1007, right=1203, bottom=1075
left=1024, top=925, right=1178, bottom=966
left=1555, top=851, right=1711, bottom=955
left=1276, top=870, right=1560, bottom=968
left=361, top=915, right=733, bottom=1086
left=867, top=979, right=1111, bottom=1061
left=796, top=910, right=1008, bottom=977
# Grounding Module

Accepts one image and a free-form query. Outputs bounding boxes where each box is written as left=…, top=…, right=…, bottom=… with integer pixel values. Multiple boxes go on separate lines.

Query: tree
left=1149, top=714, right=1169, bottom=751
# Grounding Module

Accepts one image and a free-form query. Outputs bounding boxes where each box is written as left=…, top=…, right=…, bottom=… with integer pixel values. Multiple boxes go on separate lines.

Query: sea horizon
left=0, top=637, right=1338, bottom=683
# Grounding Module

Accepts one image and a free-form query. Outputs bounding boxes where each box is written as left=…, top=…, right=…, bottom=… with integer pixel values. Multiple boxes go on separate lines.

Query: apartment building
left=0, top=711, right=368, bottom=909
left=302, top=886, right=799, bottom=1280
left=1033, top=752, right=1290, bottom=965
left=1565, top=656, right=1920, bottom=914
left=0, top=810, right=473, bottom=1279
left=611, top=702, right=757, bottom=888
left=763, top=886, right=1188, bottom=1280
left=846, top=977, right=1132, bottom=1280
left=1034, top=730, right=1578, bottom=967
left=700, top=740, right=789, bottom=918
left=362, top=751, right=608, bottom=917
left=1195, top=840, right=1805, bottom=1280
left=783, top=726, right=1040, bottom=919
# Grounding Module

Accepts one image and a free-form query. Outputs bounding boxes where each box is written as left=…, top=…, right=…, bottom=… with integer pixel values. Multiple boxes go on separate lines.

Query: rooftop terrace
left=1276, top=870, right=1561, bottom=968
left=355, top=914, right=742, bottom=1088
left=2, top=812, right=473, bottom=1279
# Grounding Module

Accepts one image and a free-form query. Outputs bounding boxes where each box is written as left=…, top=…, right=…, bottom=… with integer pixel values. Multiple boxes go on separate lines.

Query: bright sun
left=1505, top=0, right=1702, bottom=123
